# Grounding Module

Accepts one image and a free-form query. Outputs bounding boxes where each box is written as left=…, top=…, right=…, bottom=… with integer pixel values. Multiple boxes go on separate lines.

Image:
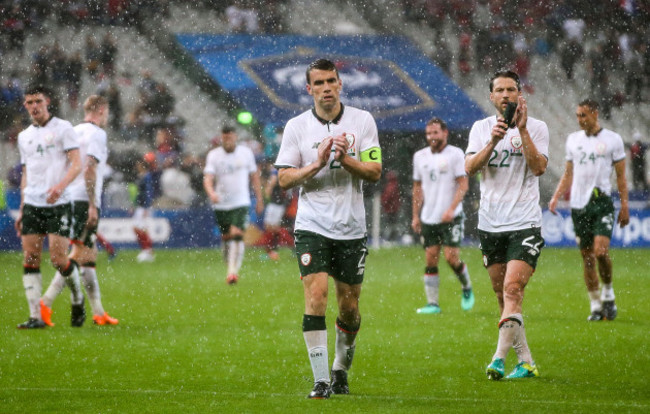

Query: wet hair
left=426, top=117, right=448, bottom=131
left=578, top=99, right=599, bottom=112
left=24, top=84, right=53, bottom=98
left=489, top=70, right=521, bottom=92
left=83, top=95, right=108, bottom=114
left=222, top=125, right=236, bottom=134
left=306, top=59, right=339, bottom=84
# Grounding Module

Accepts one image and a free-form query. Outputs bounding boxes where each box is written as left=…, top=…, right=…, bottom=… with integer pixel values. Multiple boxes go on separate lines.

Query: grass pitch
left=1, top=246, right=648, bottom=413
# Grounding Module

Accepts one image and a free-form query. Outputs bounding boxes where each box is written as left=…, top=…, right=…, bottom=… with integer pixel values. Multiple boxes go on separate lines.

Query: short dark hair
left=489, top=70, right=521, bottom=92
left=222, top=125, right=236, bottom=134
left=306, top=59, right=338, bottom=84
left=24, top=84, right=52, bottom=98
left=426, top=117, right=448, bottom=131
left=578, top=99, right=599, bottom=111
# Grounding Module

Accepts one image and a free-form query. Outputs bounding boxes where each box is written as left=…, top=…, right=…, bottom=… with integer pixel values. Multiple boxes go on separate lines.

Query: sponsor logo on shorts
left=301, top=253, right=312, bottom=266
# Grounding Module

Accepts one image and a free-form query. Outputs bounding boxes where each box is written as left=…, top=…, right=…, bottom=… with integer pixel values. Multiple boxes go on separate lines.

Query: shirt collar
left=312, top=104, right=345, bottom=125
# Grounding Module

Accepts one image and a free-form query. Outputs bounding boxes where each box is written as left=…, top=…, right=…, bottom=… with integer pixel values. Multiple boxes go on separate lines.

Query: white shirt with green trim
left=413, top=144, right=466, bottom=224
left=18, top=117, right=80, bottom=207
left=204, top=145, right=257, bottom=210
left=275, top=105, right=380, bottom=239
left=68, top=122, right=108, bottom=206
left=565, top=128, right=625, bottom=209
left=466, top=115, right=549, bottom=232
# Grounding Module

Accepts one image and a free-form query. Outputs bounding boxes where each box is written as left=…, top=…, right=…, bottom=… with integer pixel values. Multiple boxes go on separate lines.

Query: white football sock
left=234, top=240, right=245, bottom=273
left=589, top=290, right=602, bottom=312
left=62, top=262, right=84, bottom=305
left=424, top=273, right=439, bottom=305
left=303, top=330, right=329, bottom=383
left=23, top=273, right=42, bottom=320
left=601, top=283, right=615, bottom=301
left=454, top=263, right=472, bottom=289
left=493, top=314, right=522, bottom=360
left=332, top=323, right=357, bottom=372
left=82, top=266, right=104, bottom=316
left=512, top=315, right=533, bottom=364
left=226, top=240, right=237, bottom=275
left=42, top=271, right=66, bottom=308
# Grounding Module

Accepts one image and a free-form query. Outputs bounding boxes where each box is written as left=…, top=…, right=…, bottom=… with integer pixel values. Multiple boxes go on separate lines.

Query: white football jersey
left=275, top=105, right=381, bottom=239
left=204, top=145, right=257, bottom=210
left=68, top=122, right=108, bottom=206
left=565, top=128, right=626, bottom=209
left=466, top=115, right=549, bottom=232
left=18, top=117, right=80, bottom=207
left=413, top=144, right=466, bottom=224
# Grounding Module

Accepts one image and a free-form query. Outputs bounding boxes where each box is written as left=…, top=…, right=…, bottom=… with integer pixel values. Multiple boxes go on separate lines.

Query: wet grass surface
left=1, top=247, right=648, bottom=413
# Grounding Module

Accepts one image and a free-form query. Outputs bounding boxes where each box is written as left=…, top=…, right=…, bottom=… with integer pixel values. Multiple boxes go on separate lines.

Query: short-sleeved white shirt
left=413, top=144, right=466, bottom=224
left=565, top=128, right=626, bottom=209
left=18, top=117, right=79, bottom=207
left=466, top=116, right=549, bottom=232
left=68, top=122, right=108, bottom=206
left=203, top=145, right=257, bottom=210
left=275, top=105, right=381, bottom=239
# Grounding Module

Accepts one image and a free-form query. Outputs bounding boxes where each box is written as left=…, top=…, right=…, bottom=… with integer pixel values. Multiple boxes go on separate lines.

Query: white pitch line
left=5, top=387, right=648, bottom=409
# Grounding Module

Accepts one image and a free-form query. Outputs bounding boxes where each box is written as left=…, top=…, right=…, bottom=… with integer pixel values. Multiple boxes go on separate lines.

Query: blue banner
left=175, top=34, right=486, bottom=132
left=541, top=208, right=650, bottom=247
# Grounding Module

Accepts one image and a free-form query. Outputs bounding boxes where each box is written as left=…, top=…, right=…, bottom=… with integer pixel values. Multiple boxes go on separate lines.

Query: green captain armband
left=360, top=147, right=382, bottom=163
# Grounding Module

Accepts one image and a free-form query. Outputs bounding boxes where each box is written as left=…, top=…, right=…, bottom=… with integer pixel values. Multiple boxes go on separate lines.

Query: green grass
left=1, top=247, right=648, bottom=413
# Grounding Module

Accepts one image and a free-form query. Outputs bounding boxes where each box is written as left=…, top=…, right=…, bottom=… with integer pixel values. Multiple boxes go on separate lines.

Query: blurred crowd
left=1, top=0, right=649, bottom=245
left=407, top=0, right=650, bottom=116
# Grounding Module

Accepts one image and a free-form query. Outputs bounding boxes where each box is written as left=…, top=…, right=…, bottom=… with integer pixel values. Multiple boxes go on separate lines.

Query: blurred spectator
left=85, top=35, right=101, bottom=79
left=624, top=42, right=644, bottom=104
left=559, top=39, right=582, bottom=80
left=381, top=170, right=401, bottom=242
left=100, top=32, right=117, bottom=78
left=431, top=37, right=452, bottom=76
left=629, top=133, right=649, bottom=193
left=65, top=51, right=83, bottom=109
left=154, top=127, right=181, bottom=167
left=226, top=1, right=260, bottom=33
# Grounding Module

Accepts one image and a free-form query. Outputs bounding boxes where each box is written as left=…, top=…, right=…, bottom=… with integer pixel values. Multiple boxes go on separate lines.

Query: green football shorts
left=21, top=203, right=72, bottom=237
left=571, top=195, right=615, bottom=249
left=214, top=207, right=249, bottom=235
left=294, top=230, right=368, bottom=285
left=71, top=201, right=99, bottom=248
left=421, top=216, right=464, bottom=248
left=478, top=227, right=545, bottom=269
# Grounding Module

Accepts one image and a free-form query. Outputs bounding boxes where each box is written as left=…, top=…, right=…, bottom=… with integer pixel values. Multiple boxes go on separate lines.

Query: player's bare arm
left=442, top=176, right=468, bottom=223
left=47, top=148, right=82, bottom=204
left=251, top=170, right=265, bottom=215
left=614, top=159, right=630, bottom=227
left=15, top=165, right=26, bottom=236
left=464, top=123, right=505, bottom=176
left=515, top=97, right=547, bottom=176
left=203, top=173, right=219, bottom=204
left=85, top=155, right=99, bottom=228
left=549, top=161, right=574, bottom=214
left=411, top=181, right=423, bottom=233
left=333, top=134, right=382, bottom=183
left=278, top=137, right=333, bottom=190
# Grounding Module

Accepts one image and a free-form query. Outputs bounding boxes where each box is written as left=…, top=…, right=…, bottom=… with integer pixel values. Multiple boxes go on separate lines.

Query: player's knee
left=503, top=282, right=524, bottom=301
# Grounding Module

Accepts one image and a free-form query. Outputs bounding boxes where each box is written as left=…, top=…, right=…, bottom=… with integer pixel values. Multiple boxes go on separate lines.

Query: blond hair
left=83, top=95, right=108, bottom=114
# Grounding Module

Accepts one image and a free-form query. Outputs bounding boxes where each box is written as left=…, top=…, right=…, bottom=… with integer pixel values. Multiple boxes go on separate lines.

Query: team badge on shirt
left=345, top=133, right=355, bottom=149
left=510, top=135, right=523, bottom=155
left=596, top=142, right=606, bottom=155
left=437, top=158, right=448, bottom=173
left=300, top=253, right=312, bottom=266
